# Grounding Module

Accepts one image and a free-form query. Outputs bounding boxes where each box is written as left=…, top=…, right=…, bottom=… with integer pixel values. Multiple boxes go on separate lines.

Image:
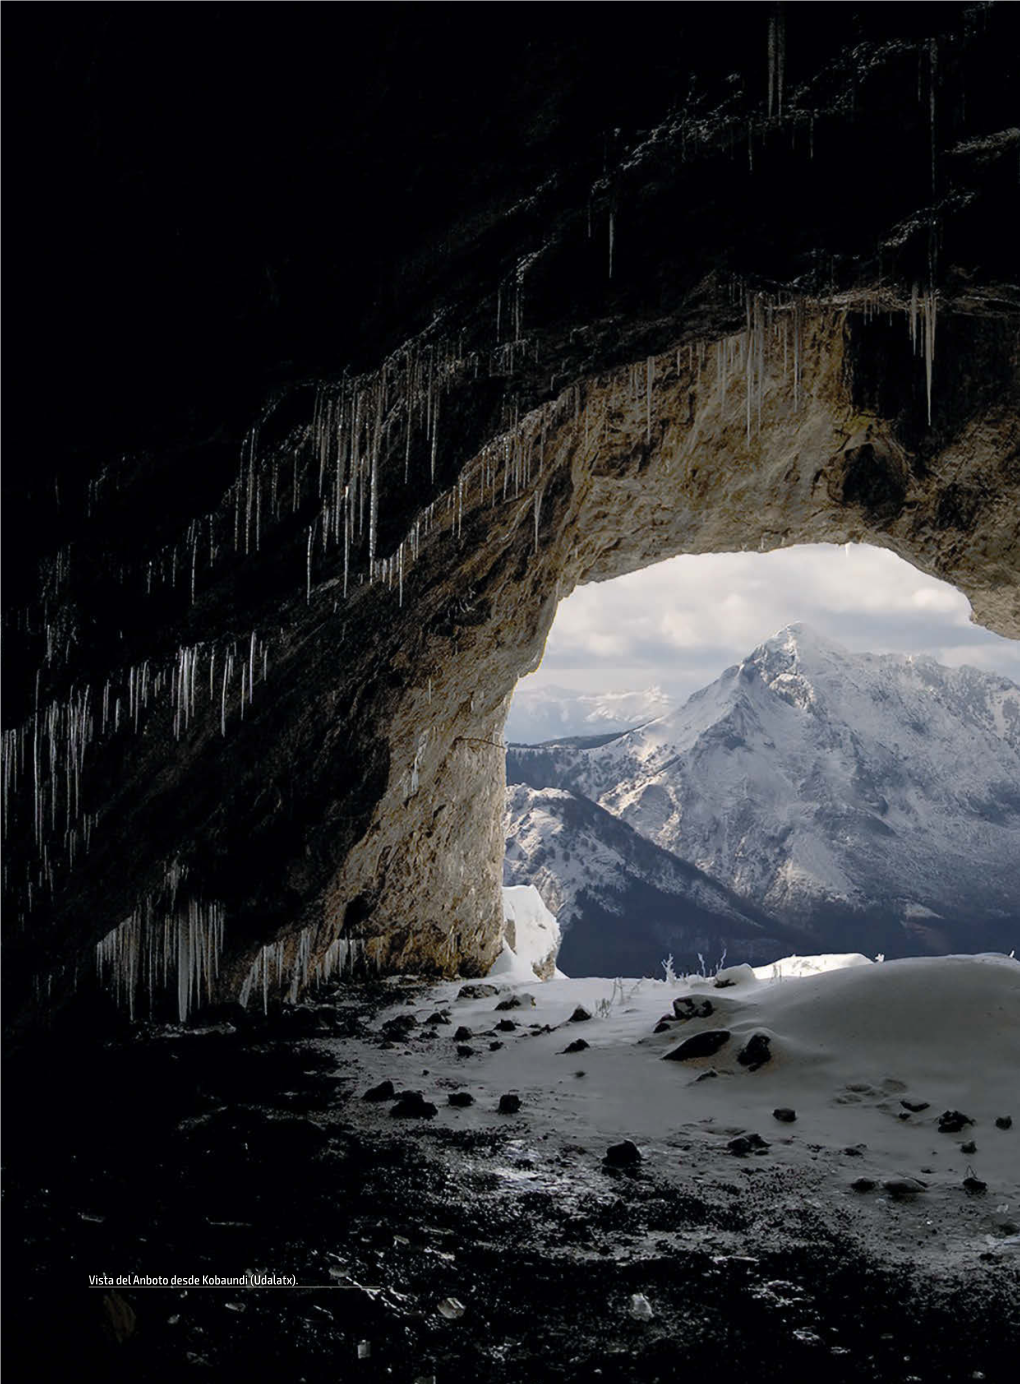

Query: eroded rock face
left=3, top=7, right=1018, bottom=1032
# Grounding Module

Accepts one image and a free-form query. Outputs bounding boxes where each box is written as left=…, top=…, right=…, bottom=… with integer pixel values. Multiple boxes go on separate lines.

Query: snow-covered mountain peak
left=507, top=632, right=1020, bottom=953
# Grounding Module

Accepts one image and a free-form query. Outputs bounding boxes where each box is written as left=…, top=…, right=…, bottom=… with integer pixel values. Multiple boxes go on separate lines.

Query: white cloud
left=518, top=544, right=1020, bottom=703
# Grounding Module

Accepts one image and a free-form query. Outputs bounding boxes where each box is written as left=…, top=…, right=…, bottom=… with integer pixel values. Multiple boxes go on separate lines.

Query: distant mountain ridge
left=505, top=625, right=1020, bottom=971
left=504, top=684, right=674, bottom=745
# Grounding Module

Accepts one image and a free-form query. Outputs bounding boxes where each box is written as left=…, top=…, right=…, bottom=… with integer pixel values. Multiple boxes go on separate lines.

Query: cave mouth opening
left=501, top=543, right=1020, bottom=980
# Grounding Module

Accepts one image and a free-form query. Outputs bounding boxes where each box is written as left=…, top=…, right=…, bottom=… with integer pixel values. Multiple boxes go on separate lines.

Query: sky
left=507, top=544, right=1020, bottom=740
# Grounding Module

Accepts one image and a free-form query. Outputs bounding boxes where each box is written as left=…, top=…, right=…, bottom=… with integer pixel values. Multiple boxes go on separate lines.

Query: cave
left=5, top=5, right=1019, bottom=1032
left=4, top=6, right=1020, bottom=1379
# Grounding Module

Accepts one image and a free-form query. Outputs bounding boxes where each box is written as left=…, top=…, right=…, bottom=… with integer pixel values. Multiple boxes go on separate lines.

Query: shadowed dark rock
left=728, top=1133, right=769, bottom=1156
left=663, top=1030, right=731, bottom=1062
left=938, top=1110, right=974, bottom=1133
left=390, top=1092, right=438, bottom=1119
left=737, top=1034, right=772, bottom=1071
left=603, top=1140, right=643, bottom=1168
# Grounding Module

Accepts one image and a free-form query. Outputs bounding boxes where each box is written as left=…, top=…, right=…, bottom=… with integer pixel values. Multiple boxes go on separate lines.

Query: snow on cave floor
left=325, top=952, right=1020, bottom=1272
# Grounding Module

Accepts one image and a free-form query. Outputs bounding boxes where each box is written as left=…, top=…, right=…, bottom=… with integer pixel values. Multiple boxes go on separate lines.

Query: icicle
left=645, top=356, right=654, bottom=442
left=923, top=289, right=937, bottom=426
left=306, top=524, right=314, bottom=603
left=608, top=210, right=615, bottom=280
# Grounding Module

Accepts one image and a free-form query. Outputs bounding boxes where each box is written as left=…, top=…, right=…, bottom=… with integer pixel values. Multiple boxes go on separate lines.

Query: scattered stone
left=390, top=1092, right=438, bottom=1119
left=425, top=1011, right=451, bottom=1026
left=736, top=1033, right=772, bottom=1070
left=569, top=1006, right=592, bottom=1023
left=897, top=1112, right=912, bottom=1121
left=456, top=1046, right=474, bottom=1058
left=995, top=1115, right=1013, bottom=1130
left=382, top=1014, right=418, bottom=1036
left=773, top=1107, right=797, bottom=1124
left=437, top=1297, right=465, bottom=1320
left=453, top=1026, right=473, bottom=1041
left=447, top=1092, right=474, bottom=1108
left=673, top=996, right=714, bottom=1020
left=843, top=1145, right=867, bottom=1157
left=662, top=1030, right=731, bottom=1062
left=694, top=1069, right=719, bottom=1083
left=963, top=1176, right=988, bottom=1194
left=489, top=1041, right=503, bottom=1051
left=562, top=1038, right=589, bottom=1054
left=628, top=1293, right=654, bottom=1322
left=938, top=1110, right=974, bottom=1134
left=457, top=983, right=499, bottom=1001
left=851, top=1178, right=877, bottom=1192
left=727, top=1133, right=769, bottom=1156
left=496, top=1019, right=517, bottom=1032
left=603, top=1140, right=643, bottom=1168
left=495, top=993, right=535, bottom=1011
left=653, top=1022, right=673, bottom=1034
left=363, top=1079, right=396, bottom=1102
left=900, top=1099, right=930, bottom=1113
left=713, top=977, right=735, bottom=989
left=498, top=1094, right=522, bottom=1115
left=574, top=1071, right=586, bottom=1079
left=882, top=1177, right=927, bottom=1196
left=961, top=1140, right=977, bottom=1154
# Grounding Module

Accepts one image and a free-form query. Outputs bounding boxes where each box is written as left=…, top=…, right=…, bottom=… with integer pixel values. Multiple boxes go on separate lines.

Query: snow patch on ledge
left=496, top=884, right=565, bottom=981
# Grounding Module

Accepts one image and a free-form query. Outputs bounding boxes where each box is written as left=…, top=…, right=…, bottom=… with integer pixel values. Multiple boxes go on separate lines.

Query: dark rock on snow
left=663, top=1030, right=732, bottom=1062
left=390, top=1092, right=438, bottom=1119
left=673, top=997, right=714, bottom=1020
left=938, top=1110, right=974, bottom=1133
left=498, top=1094, right=522, bottom=1115
left=736, top=1034, right=772, bottom=1070
left=604, top=1140, right=643, bottom=1168
left=728, top=1134, right=770, bottom=1156
left=363, top=1079, right=396, bottom=1102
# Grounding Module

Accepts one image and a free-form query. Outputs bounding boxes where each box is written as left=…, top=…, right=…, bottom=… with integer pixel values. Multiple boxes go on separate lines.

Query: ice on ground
left=346, top=952, right=1020, bottom=1268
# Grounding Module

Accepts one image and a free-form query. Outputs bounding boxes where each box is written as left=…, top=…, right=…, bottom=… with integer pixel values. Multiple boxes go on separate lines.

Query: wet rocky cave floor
left=4, top=982, right=1018, bottom=1384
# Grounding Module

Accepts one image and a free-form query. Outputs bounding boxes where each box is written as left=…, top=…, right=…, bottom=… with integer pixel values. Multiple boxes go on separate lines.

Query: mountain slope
left=503, top=782, right=798, bottom=975
left=505, top=625, right=1020, bottom=961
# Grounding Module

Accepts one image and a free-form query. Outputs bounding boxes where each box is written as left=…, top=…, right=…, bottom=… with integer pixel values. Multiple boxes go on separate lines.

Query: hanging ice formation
left=94, top=861, right=225, bottom=1023
left=767, top=7, right=786, bottom=119
left=237, top=929, right=368, bottom=1013
left=2, top=627, right=274, bottom=929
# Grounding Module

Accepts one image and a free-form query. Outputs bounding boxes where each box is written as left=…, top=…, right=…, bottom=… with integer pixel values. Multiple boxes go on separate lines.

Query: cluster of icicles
left=237, top=929, right=376, bottom=1014
left=94, top=860, right=225, bottom=1023
left=9, top=12, right=956, bottom=1012
left=1, top=629, right=271, bottom=929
